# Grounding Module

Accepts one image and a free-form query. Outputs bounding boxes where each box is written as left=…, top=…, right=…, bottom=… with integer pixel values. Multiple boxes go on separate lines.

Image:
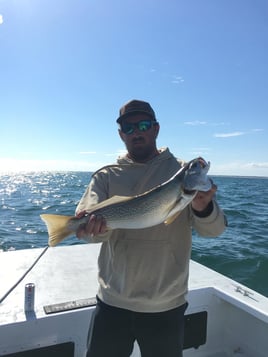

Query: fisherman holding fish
left=42, top=99, right=226, bottom=357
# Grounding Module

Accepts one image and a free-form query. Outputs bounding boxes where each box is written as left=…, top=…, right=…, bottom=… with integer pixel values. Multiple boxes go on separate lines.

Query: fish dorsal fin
left=87, top=195, right=133, bottom=212
left=164, top=211, right=182, bottom=225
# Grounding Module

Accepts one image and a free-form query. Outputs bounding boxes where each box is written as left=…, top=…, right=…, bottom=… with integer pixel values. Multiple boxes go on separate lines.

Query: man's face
left=119, top=114, right=159, bottom=163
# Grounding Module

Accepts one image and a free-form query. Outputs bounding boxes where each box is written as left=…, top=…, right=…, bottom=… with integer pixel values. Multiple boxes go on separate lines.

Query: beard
left=127, top=137, right=158, bottom=163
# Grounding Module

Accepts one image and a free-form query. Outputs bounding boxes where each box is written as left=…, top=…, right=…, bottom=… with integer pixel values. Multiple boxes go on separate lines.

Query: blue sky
left=0, top=0, right=267, bottom=176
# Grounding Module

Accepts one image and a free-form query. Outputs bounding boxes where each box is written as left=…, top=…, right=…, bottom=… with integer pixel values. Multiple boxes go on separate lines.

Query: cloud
left=171, top=76, right=184, bottom=84
left=184, top=120, right=228, bottom=127
left=0, top=14, right=3, bottom=25
left=252, top=128, right=264, bottom=132
left=79, top=151, right=97, bottom=155
left=210, top=161, right=268, bottom=176
left=214, top=131, right=245, bottom=138
left=184, top=120, right=207, bottom=126
left=190, top=147, right=210, bottom=155
left=214, top=128, right=264, bottom=138
left=245, top=162, right=268, bottom=169
left=190, top=149, right=210, bottom=157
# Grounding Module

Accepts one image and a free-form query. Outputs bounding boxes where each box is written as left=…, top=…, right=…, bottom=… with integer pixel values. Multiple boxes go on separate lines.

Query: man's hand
left=191, top=182, right=217, bottom=213
left=76, top=211, right=108, bottom=238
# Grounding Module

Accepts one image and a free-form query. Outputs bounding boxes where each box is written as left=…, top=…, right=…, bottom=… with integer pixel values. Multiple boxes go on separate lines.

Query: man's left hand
left=191, top=183, right=217, bottom=213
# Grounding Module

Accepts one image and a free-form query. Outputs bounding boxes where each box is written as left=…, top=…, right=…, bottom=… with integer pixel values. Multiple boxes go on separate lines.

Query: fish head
left=183, top=157, right=212, bottom=192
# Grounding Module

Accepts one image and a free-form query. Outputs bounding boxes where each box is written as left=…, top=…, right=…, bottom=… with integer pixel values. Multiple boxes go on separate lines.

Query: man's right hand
left=76, top=211, right=108, bottom=238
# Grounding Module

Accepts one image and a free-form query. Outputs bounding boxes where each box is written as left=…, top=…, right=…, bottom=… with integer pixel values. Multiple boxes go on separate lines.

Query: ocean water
left=0, top=172, right=268, bottom=297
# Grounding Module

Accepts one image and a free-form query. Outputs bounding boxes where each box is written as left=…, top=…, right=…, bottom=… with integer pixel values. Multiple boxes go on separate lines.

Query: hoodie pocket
left=110, top=232, right=188, bottom=301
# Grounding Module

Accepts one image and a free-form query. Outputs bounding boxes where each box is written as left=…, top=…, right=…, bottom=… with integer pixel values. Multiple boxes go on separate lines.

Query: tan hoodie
left=76, top=148, right=226, bottom=312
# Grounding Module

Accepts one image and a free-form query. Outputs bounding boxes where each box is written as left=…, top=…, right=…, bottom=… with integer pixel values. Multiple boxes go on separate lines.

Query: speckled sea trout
left=41, top=157, right=212, bottom=247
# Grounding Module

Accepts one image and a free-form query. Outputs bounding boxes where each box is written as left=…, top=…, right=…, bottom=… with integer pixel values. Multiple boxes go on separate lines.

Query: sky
left=0, top=0, right=267, bottom=176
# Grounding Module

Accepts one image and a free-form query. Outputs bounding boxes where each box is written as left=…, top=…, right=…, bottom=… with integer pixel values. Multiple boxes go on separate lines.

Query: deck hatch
left=183, top=311, right=207, bottom=350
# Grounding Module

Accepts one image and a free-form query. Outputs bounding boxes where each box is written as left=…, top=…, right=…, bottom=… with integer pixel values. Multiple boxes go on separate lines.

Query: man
left=76, top=99, right=226, bottom=357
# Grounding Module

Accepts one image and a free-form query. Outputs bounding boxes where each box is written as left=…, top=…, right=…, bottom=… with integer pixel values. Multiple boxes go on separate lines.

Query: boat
left=1, top=243, right=268, bottom=357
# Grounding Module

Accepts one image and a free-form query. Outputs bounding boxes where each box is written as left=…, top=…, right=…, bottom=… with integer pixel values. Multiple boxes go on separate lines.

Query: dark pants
left=86, top=298, right=187, bottom=357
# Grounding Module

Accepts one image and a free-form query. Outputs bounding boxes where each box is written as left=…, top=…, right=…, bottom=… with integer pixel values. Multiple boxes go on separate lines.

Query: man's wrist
left=192, top=201, right=214, bottom=218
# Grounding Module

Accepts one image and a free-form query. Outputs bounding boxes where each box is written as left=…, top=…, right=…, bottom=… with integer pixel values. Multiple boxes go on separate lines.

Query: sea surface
left=0, top=172, right=268, bottom=297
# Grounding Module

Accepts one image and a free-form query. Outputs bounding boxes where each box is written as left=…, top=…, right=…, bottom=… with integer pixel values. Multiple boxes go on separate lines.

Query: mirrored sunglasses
left=120, top=120, right=157, bottom=135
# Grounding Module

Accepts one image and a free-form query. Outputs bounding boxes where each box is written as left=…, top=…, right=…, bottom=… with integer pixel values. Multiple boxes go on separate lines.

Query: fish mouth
left=189, top=157, right=208, bottom=170
left=182, top=157, right=211, bottom=191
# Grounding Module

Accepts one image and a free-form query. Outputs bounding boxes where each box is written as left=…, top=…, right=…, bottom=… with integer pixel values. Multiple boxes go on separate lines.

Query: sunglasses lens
left=138, top=120, right=152, bottom=131
left=121, top=123, right=134, bottom=135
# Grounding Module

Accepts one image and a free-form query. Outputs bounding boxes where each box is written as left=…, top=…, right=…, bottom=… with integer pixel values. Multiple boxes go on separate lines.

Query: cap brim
left=116, top=111, right=155, bottom=123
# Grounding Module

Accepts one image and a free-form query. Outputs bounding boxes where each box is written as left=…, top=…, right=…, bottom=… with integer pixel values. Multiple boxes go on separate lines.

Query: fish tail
left=40, top=214, right=74, bottom=247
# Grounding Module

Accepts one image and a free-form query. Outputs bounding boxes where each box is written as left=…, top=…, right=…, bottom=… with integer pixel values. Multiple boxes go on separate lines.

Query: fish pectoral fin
left=40, top=214, right=74, bottom=247
left=87, top=195, right=133, bottom=212
left=164, top=211, right=182, bottom=225
left=164, top=195, right=193, bottom=225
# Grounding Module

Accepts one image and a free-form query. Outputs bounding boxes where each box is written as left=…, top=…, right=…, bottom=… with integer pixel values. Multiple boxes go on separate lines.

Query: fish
left=41, top=157, right=212, bottom=247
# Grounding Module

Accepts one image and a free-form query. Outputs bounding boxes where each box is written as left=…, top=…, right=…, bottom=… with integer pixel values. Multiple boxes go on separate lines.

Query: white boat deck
left=1, top=244, right=268, bottom=356
left=0, top=244, right=100, bottom=323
